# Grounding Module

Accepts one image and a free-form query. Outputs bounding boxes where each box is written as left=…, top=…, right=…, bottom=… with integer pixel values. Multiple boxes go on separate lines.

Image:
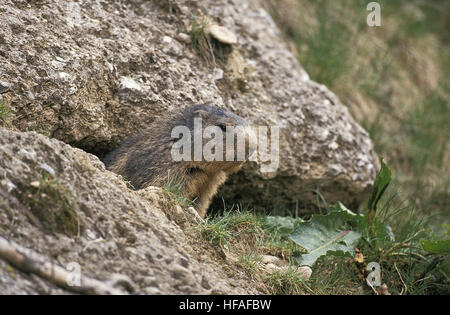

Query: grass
left=17, top=174, right=80, bottom=237
left=189, top=15, right=210, bottom=51
left=359, top=190, right=444, bottom=294
left=0, top=99, right=11, bottom=122
left=266, top=266, right=309, bottom=295
left=199, top=207, right=310, bottom=294
left=261, top=1, right=449, bottom=230
left=298, top=256, right=364, bottom=295
left=200, top=206, right=263, bottom=247
left=293, top=0, right=354, bottom=89
left=199, top=208, right=360, bottom=294
left=200, top=205, right=305, bottom=258
left=188, top=15, right=233, bottom=67
left=299, top=172, right=448, bottom=294
left=239, top=254, right=263, bottom=275
left=199, top=178, right=449, bottom=294
left=162, top=172, right=195, bottom=208
left=188, top=15, right=216, bottom=65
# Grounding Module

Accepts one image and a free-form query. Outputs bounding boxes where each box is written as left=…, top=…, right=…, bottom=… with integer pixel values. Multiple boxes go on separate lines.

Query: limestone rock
left=0, top=127, right=259, bottom=294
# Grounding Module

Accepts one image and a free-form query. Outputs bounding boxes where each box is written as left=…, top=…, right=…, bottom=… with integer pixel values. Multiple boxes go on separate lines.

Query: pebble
left=204, top=24, right=237, bottom=45
left=119, top=76, right=142, bottom=92
left=177, top=33, right=191, bottom=44
left=0, top=82, right=10, bottom=94
left=213, top=68, right=223, bottom=80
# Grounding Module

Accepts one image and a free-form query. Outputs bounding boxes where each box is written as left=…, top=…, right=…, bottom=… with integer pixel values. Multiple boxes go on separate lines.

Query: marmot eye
left=218, top=124, right=227, bottom=132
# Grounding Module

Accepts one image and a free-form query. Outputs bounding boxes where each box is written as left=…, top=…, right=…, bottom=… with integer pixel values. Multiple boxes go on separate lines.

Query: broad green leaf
left=372, top=219, right=395, bottom=242
left=367, top=158, right=392, bottom=225
left=263, top=216, right=304, bottom=235
left=289, top=210, right=364, bottom=267
left=420, top=239, right=450, bottom=255
left=330, top=202, right=395, bottom=242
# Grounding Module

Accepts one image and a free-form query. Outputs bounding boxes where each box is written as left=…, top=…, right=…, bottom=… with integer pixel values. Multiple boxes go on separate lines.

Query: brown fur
left=103, top=104, right=255, bottom=218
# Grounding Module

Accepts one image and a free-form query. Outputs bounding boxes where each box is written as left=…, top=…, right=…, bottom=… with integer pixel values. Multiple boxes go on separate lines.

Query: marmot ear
left=193, top=109, right=208, bottom=119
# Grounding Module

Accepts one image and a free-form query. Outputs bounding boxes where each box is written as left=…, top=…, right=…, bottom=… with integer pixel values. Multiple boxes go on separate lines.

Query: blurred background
left=262, top=0, right=449, bottom=231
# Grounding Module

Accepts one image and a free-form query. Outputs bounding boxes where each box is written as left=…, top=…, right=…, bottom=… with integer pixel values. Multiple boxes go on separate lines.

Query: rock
left=177, top=32, right=191, bottom=44
left=39, top=163, right=56, bottom=177
left=29, top=181, right=40, bottom=188
left=264, top=264, right=312, bottom=281
left=106, top=273, right=136, bottom=293
left=142, top=286, right=161, bottom=295
left=259, top=252, right=311, bottom=280
left=377, top=283, right=391, bottom=295
left=172, top=204, right=187, bottom=224
left=260, top=255, right=280, bottom=265
left=0, top=127, right=259, bottom=294
left=137, top=186, right=163, bottom=208
left=203, top=1, right=380, bottom=212
left=161, top=35, right=183, bottom=56
left=85, top=229, right=97, bottom=240
left=186, top=206, right=203, bottom=223
left=119, top=76, right=143, bottom=92
left=264, top=263, right=280, bottom=274
left=0, top=0, right=378, bottom=214
left=0, top=82, right=9, bottom=94
left=295, top=266, right=312, bottom=280
left=204, top=24, right=238, bottom=45
left=221, top=247, right=239, bottom=263
left=213, top=67, right=224, bottom=80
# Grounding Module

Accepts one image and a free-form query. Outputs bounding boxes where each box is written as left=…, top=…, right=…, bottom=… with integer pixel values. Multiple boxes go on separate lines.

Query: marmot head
left=173, top=104, right=256, bottom=174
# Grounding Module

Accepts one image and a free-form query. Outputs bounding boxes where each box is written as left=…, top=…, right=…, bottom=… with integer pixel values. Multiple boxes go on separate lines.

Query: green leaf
left=367, top=158, right=392, bottom=225
left=263, top=216, right=304, bottom=235
left=421, top=239, right=450, bottom=255
left=329, top=202, right=355, bottom=214
left=289, top=210, right=364, bottom=266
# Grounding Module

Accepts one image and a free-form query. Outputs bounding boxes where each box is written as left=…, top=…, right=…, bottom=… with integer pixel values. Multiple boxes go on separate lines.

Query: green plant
left=162, top=172, right=194, bottom=208
left=289, top=207, right=364, bottom=267
left=268, top=161, right=448, bottom=294
left=189, top=16, right=209, bottom=51
left=266, top=266, right=307, bottom=295
left=420, top=224, right=450, bottom=283
left=188, top=15, right=232, bottom=67
left=199, top=207, right=261, bottom=247
left=292, top=0, right=355, bottom=89
left=287, top=160, right=393, bottom=267
left=200, top=217, right=233, bottom=246
left=239, top=254, right=262, bottom=275
left=0, top=99, right=11, bottom=121
left=17, top=174, right=80, bottom=237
